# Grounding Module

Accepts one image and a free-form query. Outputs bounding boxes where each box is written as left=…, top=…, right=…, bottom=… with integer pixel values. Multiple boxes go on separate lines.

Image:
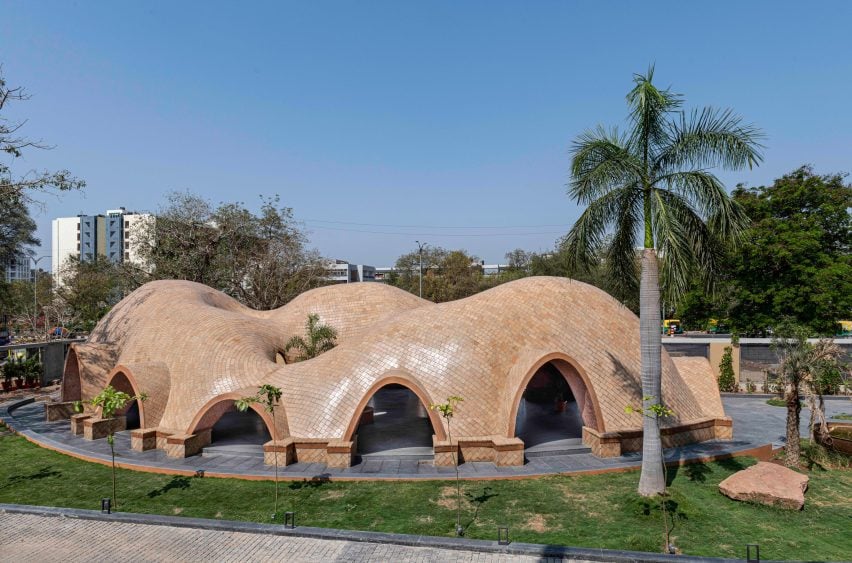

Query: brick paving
left=0, top=513, right=574, bottom=562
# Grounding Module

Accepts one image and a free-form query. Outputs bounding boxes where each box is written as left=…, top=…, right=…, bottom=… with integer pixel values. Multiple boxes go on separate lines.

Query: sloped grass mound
left=0, top=430, right=849, bottom=560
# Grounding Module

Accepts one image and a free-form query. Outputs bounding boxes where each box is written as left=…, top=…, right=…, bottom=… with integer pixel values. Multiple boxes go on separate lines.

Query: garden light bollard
left=497, top=526, right=510, bottom=545
left=100, top=498, right=111, bottom=514
left=746, top=544, right=760, bottom=562
left=284, top=511, right=296, bottom=529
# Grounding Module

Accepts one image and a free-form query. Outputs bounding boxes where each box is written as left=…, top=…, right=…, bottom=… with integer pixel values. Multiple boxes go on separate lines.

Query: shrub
left=717, top=347, right=737, bottom=392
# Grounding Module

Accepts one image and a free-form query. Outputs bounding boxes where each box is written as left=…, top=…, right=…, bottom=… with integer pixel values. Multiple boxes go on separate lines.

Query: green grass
left=766, top=398, right=803, bottom=408
left=833, top=413, right=852, bottom=421
left=0, top=431, right=850, bottom=560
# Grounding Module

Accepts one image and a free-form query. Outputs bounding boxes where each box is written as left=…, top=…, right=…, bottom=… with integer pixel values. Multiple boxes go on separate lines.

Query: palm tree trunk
left=784, top=380, right=801, bottom=467
left=638, top=248, right=665, bottom=496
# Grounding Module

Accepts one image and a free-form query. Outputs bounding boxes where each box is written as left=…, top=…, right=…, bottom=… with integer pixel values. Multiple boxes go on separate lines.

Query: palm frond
left=651, top=189, right=694, bottom=301
left=655, top=107, right=764, bottom=174
left=283, top=335, right=308, bottom=362
left=569, top=127, right=640, bottom=204
left=563, top=185, right=640, bottom=273
left=626, top=66, right=682, bottom=158
left=652, top=189, right=727, bottom=301
left=605, top=190, right=642, bottom=298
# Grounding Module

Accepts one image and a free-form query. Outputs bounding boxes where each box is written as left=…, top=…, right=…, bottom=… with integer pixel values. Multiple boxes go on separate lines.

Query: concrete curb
left=0, top=503, right=762, bottom=562
left=721, top=393, right=852, bottom=402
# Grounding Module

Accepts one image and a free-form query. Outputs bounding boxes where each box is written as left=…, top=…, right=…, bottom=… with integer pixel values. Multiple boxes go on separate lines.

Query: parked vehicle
left=661, top=319, right=683, bottom=335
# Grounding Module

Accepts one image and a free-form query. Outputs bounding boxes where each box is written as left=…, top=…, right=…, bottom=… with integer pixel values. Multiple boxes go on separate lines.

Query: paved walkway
left=1, top=395, right=848, bottom=481
left=0, top=512, right=571, bottom=562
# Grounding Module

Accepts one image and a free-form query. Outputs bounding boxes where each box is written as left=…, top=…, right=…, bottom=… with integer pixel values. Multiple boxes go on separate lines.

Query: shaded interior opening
left=124, top=400, right=141, bottom=430
left=354, top=383, right=435, bottom=459
left=515, top=362, right=584, bottom=451
left=109, top=372, right=141, bottom=429
left=205, top=405, right=271, bottom=459
left=61, top=349, right=81, bottom=402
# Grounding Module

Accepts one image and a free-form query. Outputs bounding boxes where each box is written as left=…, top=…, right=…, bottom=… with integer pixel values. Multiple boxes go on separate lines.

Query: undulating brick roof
left=62, top=277, right=724, bottom=441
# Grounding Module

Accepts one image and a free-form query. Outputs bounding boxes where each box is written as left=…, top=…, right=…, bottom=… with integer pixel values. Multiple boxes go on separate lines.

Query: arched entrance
left=199, top=401, right=272, bottom=460
left=107, top=371, right=143, bottom=430
left=61, top=347, right=81, bottom=402
left=512, top=358, right=599, bottom=455
left=351, top=383, right=437, bottom=460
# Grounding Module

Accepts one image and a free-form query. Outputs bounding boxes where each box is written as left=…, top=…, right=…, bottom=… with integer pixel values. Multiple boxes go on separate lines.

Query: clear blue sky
left=3, top=1, right=851, bottom=267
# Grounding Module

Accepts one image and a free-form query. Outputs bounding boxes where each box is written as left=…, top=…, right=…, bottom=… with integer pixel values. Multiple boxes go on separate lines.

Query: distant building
left=373, top=263, right=509, bottom=283
left=51, top=207, right=153, bottom=284
left=326, top=260, right=376, bottom=283
left=3, top=251, right=35, bottom=283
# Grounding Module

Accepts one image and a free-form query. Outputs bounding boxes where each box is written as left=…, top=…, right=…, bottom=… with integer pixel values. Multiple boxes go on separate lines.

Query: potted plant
left=1, top=364, right=11, bottom=392
left=22, top=356, right=42, bottom=389
left=4, top=358, right=24, bottom=389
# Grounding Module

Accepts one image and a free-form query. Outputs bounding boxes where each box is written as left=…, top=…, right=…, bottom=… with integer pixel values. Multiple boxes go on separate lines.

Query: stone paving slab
left=0, top=504, right=765, bottom=563
left=0, top=512, right=561, bottom=563
left=2, top=396, right=845, bottom=482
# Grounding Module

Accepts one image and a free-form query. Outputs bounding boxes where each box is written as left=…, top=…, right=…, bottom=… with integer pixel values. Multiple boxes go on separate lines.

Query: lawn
left=0, top=428, right=850, bottom=560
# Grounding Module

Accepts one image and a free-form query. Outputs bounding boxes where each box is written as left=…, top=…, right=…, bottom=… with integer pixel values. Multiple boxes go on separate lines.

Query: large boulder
left=719, top=462, right=809, bottom=510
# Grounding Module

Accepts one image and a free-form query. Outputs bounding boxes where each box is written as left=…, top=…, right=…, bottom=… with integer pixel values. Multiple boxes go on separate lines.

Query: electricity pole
left=415, top=240, right=427, bottom=299
left=30, top=256, right=49, bottom=335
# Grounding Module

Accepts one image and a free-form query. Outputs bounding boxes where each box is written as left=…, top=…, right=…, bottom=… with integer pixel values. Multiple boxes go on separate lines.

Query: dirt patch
left=556, top=484, right=591, bottom=502
left=432, top=486, right=469, bottom=511
left=321, top=490, right=346, bottom=501
left=172, top=507, right=183, bottom=515
left=521, top=513, right=548, bottom=533
left=214, top=511, right=223, bottom=518
left=416, top=515, right=434, bottom=524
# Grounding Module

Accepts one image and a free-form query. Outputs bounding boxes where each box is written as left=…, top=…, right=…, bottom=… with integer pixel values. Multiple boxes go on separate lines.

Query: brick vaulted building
left=60, top=277, right=731, bottom=468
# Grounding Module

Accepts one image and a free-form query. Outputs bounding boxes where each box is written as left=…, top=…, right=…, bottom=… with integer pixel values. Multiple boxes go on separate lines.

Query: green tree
left=76, top=385, right=147, bottom=508
left=283, top=314, right=338, bottom=362
left=563, top=67, right=762, bottom=496
left=133, top=192, right=327, bottom=309
left=728, top=167, right=851, bottom=336
left=0, top=203, right=38, bottom=266
left=717, top=347, right=737, bottom=393
left=55, top=257, right=127, bottom=332
left=236, top=384, right=283, bottom=519
left=389, top=247, right=485, bottom=302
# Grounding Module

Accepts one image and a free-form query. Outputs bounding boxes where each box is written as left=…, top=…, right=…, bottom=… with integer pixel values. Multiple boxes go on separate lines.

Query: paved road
left=0, top=513, right=578, bottom=563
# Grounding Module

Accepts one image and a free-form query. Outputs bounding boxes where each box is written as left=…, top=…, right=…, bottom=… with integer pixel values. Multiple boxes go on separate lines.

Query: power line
left=303, top=218, right=570, bottom=230
left=304, top=224, right=567, bottom=237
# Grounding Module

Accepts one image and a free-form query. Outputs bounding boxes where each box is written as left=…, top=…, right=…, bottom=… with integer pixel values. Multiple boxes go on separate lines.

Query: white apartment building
left=52, top=207, right=153, bottom=284
left=3, top=251, right=35, bottom=283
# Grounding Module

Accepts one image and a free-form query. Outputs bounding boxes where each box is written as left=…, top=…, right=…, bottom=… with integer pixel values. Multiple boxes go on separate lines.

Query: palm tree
left=565, top=67, right=763, bottom=496
left=772, top=325, right=843, bottom=467
left=283, top=313, right=338, bottom=362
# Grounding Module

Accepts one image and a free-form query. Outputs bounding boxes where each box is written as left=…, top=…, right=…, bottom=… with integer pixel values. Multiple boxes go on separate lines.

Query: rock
left=719, top=462, right=809, bottom=510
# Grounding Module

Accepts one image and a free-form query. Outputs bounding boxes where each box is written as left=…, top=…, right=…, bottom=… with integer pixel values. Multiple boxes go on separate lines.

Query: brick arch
left=507, top=352, right=604, bottom=437
left=187, top=392, right=287, bottom=440
left=343, top=372, right=446, bottom=442
left=60, top=347, right=81, bottom=402
left=105, top=369, right=145, bottom=427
